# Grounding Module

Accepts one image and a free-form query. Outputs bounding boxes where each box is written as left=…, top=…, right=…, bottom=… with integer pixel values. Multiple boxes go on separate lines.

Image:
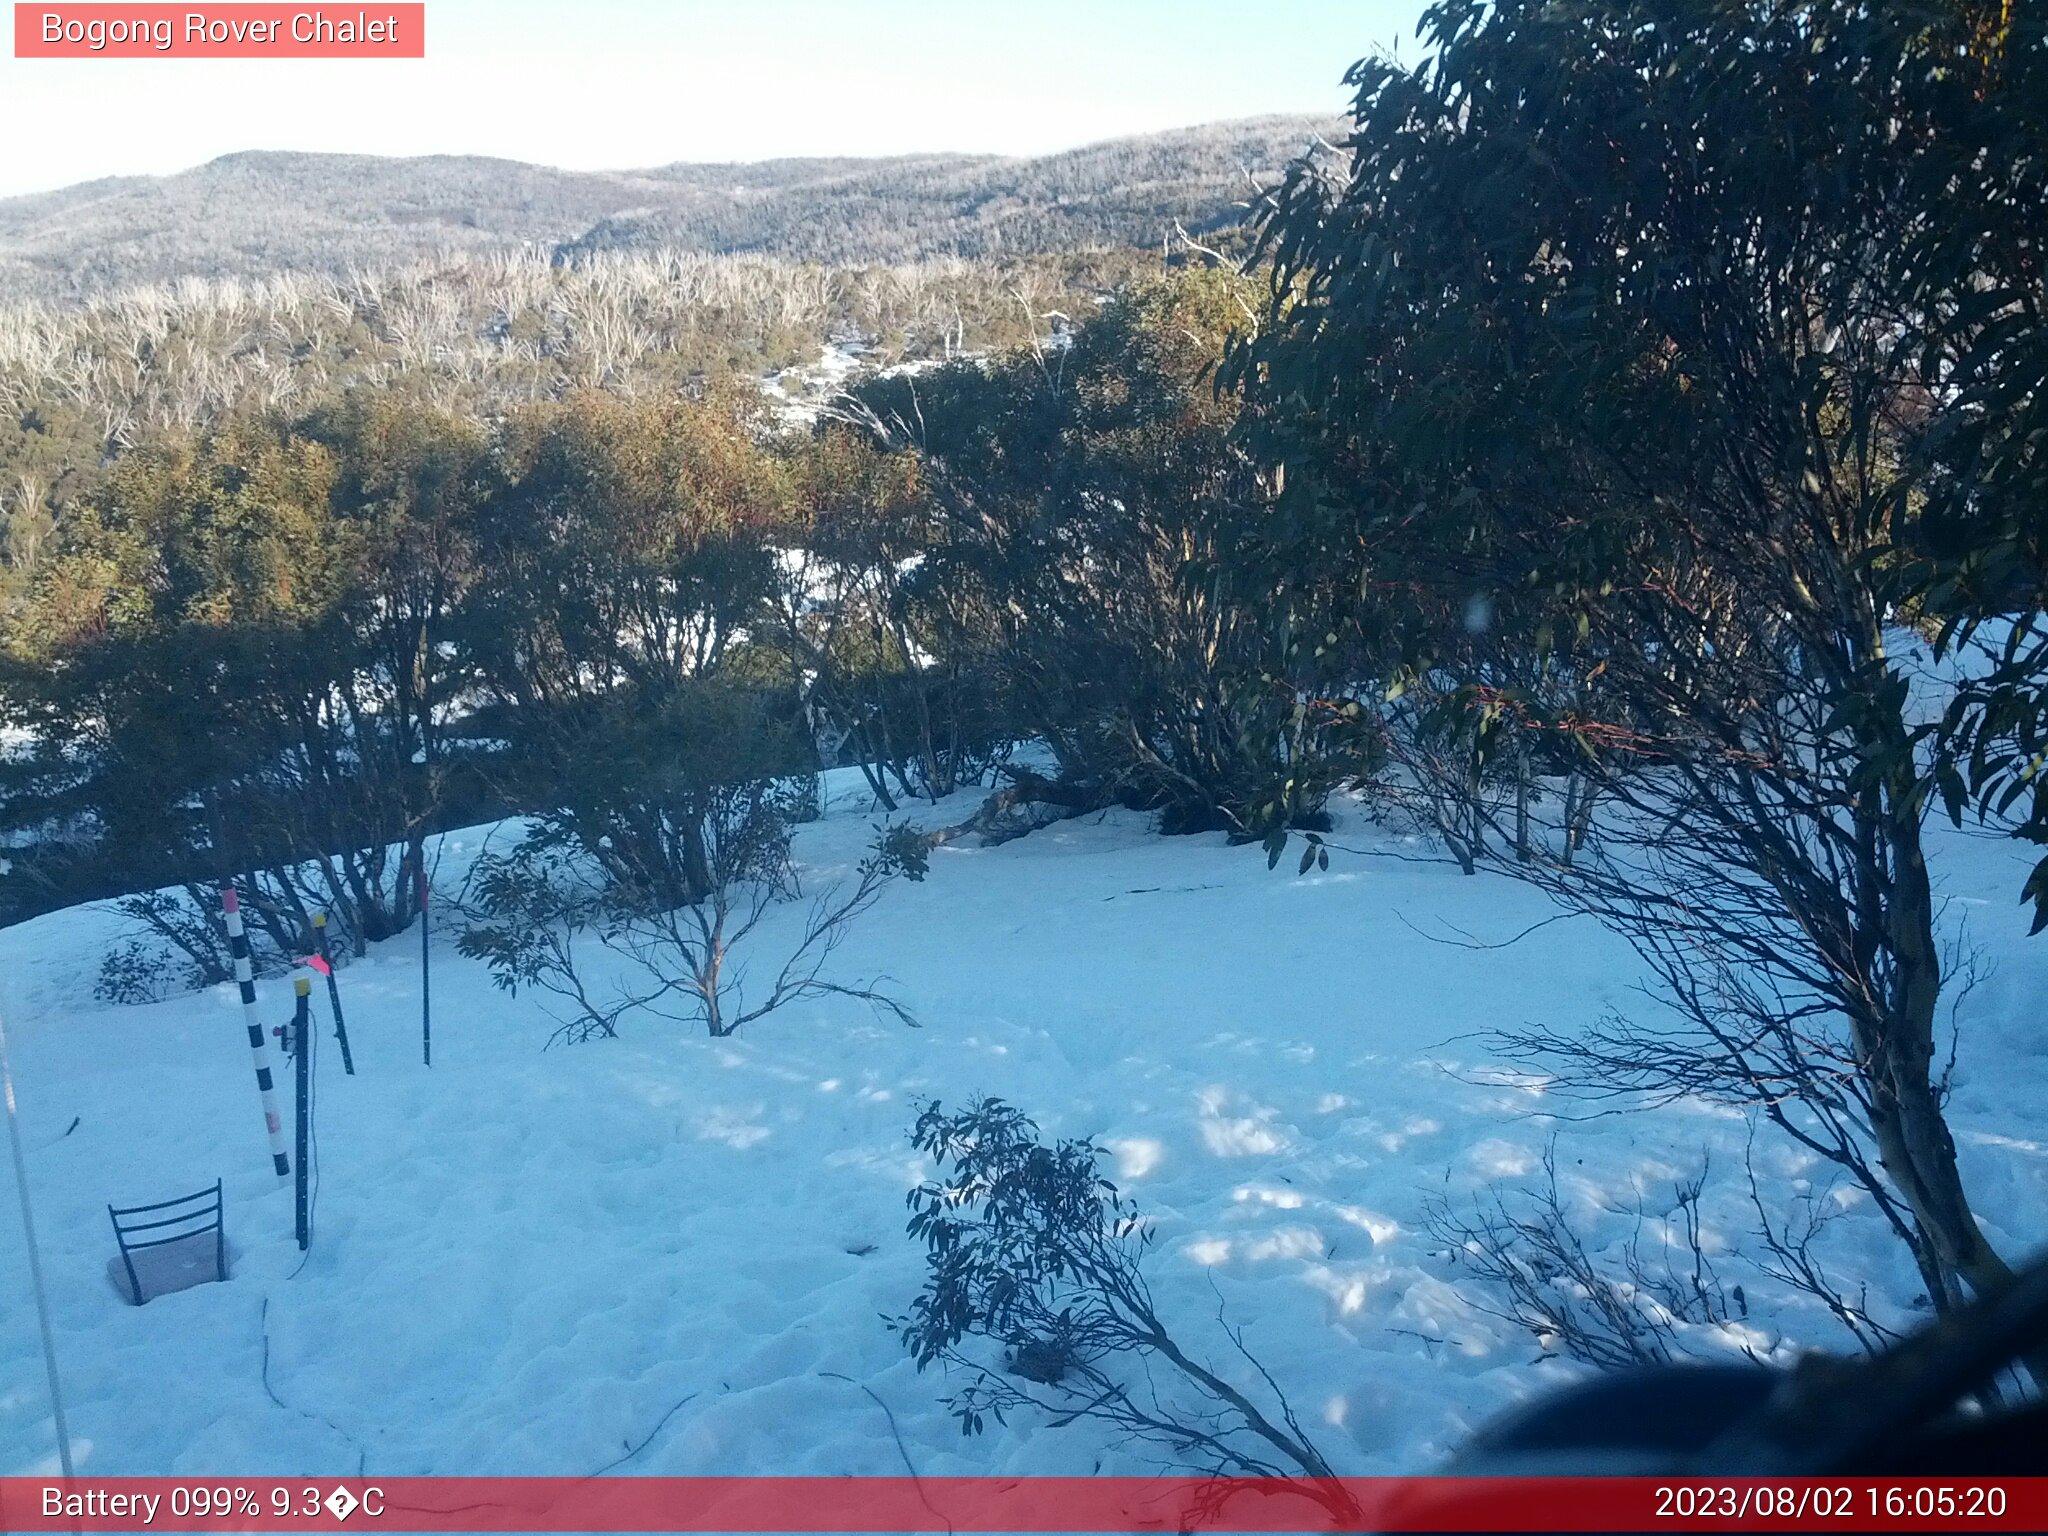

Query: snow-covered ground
left=762, top=337, right=881, bottom=428
left=2, top=772, right=2044, bottom=1478
left=761, top=334, right=949, bottom=429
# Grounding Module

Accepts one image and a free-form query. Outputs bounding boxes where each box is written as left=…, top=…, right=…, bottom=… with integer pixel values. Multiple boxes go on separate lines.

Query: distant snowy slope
left=0, top=117, right=1335, bottom=303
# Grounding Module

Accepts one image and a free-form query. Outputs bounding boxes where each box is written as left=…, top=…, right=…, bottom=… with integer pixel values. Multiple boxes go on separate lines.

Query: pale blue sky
left=0, top=1, right=1430, bottom=197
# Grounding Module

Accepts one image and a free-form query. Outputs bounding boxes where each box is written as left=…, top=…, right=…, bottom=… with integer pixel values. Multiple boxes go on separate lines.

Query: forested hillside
left=0, top=116, right=1332, bottom=302
left=567, top=115, right=1336, bottom=264
left=0, top=247, right=1147, bottom=612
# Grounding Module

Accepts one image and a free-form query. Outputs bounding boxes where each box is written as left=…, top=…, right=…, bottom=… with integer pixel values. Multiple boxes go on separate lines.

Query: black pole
left=311, top=913, right=355, bottom=1077
left=292, top=978, right=310, bottom=1252
left=419, top=863, right=431, bottom=1068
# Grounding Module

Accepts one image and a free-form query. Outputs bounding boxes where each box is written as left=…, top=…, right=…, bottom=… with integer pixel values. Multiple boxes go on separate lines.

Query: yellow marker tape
left=294, top=977, right=312, bottom=996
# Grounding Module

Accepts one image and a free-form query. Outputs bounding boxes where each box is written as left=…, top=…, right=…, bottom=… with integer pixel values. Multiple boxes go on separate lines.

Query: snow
left=761, top=337, right=875, bottom=428
left=761, top=335, right=951, bottom=429
left=2, top=770, right=2044, bottom=1479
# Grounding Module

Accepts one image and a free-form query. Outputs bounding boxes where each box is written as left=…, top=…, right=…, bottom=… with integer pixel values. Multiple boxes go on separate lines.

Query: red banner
left=0, top=1477, right=2043, bottom=1532
left=13, top=5, right=424, bottom=58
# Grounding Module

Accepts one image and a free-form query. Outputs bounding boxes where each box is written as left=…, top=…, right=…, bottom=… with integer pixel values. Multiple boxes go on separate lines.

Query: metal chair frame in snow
left=108, top=1180, right=226, bottom=1306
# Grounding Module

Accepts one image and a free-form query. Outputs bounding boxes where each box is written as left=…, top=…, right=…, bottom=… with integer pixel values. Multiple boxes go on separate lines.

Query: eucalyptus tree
left=1231, top=0, right=2040, bottom=1324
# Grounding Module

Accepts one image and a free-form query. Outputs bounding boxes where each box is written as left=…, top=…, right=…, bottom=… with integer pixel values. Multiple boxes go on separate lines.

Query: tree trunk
left=1864, top=761, right=2016, bottom=1310
left=1465, top=737, right=1486, bottom=865
left=923, top=772, right=1104, bottom=849
left=1560, top=769, right=1582, bottom=869
left=1514, top=728, right=1532, bottom=863
left=1566, top=769, right=1599, bottom=864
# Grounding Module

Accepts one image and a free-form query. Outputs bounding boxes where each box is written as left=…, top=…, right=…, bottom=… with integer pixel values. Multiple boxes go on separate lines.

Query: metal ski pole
left=292, top=979, right=311, bottom=1252
left=0, top=1004, right=74, bottom=1480
left=418, top=863, right=431, bottom=1068
left=310, top=912, right=354, bottom=1076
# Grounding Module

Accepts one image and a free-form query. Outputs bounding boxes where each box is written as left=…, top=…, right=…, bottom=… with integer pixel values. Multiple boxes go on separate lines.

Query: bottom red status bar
left=2, top=1477, right=2044, bottom=1533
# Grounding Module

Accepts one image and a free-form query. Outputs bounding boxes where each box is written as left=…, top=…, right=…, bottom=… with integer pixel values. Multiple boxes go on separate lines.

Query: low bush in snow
left=460, top=806, right=922, bottom=1043
left=93, top=884, right=295, bottom=1004
left=894, top=1097, right=1355, bottom=1511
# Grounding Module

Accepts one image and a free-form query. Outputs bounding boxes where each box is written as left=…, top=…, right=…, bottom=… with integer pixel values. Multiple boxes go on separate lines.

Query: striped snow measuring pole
left=220, top=883, right=290, bottom=1180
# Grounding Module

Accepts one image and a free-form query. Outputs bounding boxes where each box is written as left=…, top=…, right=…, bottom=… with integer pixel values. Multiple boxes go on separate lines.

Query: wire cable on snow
left=588, top=1392, right=700, bottom=1476
left=821, top=1372, right=953, bottom=1535
left=259, top=1296, right=368, bottom=1476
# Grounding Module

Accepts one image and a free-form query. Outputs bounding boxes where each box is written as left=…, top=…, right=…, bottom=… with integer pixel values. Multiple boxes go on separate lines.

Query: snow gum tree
left=4, top=399, right=490, bottom=957
left=1229, top=0, right=2043, bottom=1330
left=842, top=270, right=1353, bottom=840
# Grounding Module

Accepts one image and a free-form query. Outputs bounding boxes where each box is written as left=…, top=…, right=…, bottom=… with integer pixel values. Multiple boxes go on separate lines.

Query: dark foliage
left=1231, top=0, right=2048, bottom=1340
left=894, top=1097, right=1349, bottom=1501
